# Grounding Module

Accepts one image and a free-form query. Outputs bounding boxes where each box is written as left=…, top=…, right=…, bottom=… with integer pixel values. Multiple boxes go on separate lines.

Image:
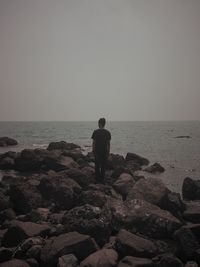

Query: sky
left=0, top=0, right=200, bottom=121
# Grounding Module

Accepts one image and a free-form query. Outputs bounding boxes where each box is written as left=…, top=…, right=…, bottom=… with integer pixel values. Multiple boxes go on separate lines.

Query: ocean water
left=0, top=121, right=200, bottom=193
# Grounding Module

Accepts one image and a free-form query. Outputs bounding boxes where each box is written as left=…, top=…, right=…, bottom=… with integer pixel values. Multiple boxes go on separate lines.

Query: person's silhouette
left=91, top=118, right=111, bottom=183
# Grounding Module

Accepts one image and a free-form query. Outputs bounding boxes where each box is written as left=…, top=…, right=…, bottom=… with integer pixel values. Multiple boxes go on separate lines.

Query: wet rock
left=40, top=231, right=98, bottom=267
left=157, top=254, right=183, bottom=267
left=174, top=226, right=200, bottom=261
left=125, top=199, right=182, bottom=238
left=0, top=259, right=30, bottom=267
left=118, top=256, right=154, bottom=267
left=144, top=162, right=165, bottom=173
left=183, top=201, right=200, bottom=223
left=62, top=204, right=112, bottom=246
left=47, top=141, right=80, bottom=151
left=182, top=177, right=200, bottom=200
left=113, top=173, right=135, bottom=199
left=125, top=152, right=149, bottom=166
left=126, top=178, right=169, bottom=208
left=1, top=221, right=50, bottom=247
left=38, top=175, right=81, bottom=210
left=116, top=229, right=157, bottom=258
left=57, top=254, right=79, bottom=267
left=9, top=182, right=43, bottom=214
left=0, top=137, right=18, bottom=147
left=80, top=248, right=118, bottom=267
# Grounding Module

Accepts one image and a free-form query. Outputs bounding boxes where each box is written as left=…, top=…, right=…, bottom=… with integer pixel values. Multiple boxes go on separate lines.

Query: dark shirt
left=91, top=128, right=111, bottom=157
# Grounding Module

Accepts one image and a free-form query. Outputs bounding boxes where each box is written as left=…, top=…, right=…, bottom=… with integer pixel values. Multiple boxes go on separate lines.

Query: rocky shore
left=0, top=140, right=200, bottom=267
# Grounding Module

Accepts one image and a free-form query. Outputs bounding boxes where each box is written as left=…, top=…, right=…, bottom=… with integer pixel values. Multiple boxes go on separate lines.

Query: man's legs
left=95, top=154, right=106, bottom=183
left=94, top=155, right=101, bottom=182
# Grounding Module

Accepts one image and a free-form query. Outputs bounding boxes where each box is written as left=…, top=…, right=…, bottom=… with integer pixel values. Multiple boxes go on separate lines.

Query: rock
left=144, top=163, right=165, bottom=173
left=0, top=137, right=18, bottom=147
left=78, top=190, right=107, bottom=208
left=62, top=204, right=112, bottom=246
left=57, top=254, right=79, bottom=267
left=40, top=232, right=98, bottom=267
left=116, top=229, right=157, bottom=258
left=113, top=173, right=135, bottom=199
left=174, top=226, right=200, bottom=261
left=0, top=259, right=30, bottom=267
left=183, top=201, right=200, bottom=223
left=118, top=256, right=154, bottom=267
left=182, top=177, right=200, bottom=200
left=45, top=155, right=79, bottom=171
left=0, top=247, right=13, bottom=263
left=8, top=182, right=43, bottom=214
left=0, top=208, right=16, bottom=224
left=80, top=248, right=118, bottom=267
left=125, top=152, right=149, bottom=166
left=27, top=208, right=50, bottom=223
left=38, top=175, right=81, bottom=210
left=47, top=141, right=80, bottom=151
left=161, top=191, right=185, bottom=218
left=26, top=245, right=42, bottom=261
left=184, top=224, right=200, bottom=241
left=1, top=221, right=50, bottom=247
left=26, top=258, right=39, bottom=267
left=0, top=191, right=10, bottom=211
left=185, top=262, right=198, bottom=267
left=125, top=199, right=182, bottom=238
left=157, top=254, right=183, bottom=267
left=107, top=154, right=126, bottom=170
left=0, top=157, right=15, bottom=170
left=126, top=178, right=169, bottom=208
left=175, top=136, right=191, bottom=139
left=15, top=149, right=43, bottom=171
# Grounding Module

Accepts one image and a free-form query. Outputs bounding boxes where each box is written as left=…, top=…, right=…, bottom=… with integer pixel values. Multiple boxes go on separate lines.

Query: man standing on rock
left=91, top=118, right=111, bottom=183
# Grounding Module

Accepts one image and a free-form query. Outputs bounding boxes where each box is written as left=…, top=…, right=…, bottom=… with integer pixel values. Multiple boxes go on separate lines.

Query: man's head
left=98, top=118, right=106, bottom=128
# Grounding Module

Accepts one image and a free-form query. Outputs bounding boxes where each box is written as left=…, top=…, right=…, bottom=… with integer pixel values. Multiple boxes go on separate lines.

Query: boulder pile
left=0, top=141, right=199, bottom=266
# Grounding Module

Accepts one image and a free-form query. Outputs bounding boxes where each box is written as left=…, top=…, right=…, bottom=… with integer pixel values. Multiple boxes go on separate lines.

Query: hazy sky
left=0, top=0, right=200, bottom=121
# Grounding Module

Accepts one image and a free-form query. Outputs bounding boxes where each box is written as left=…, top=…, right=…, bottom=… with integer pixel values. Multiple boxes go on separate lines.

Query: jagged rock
left=183, top=201, right=200, bottom=223
left=125, top=199, right=182, bottom=238
left=38, top=175, right=81, bottom=210
left=80, top=248, right=118, bottom=267
left=8, top=182, right=43, bottom=214
left=116, top=229, right=157, bottom=258
left=0, top=137, right=18, bottom=147
left=62, top=204, right=112, bottom=246
left=144, top=162, right=165, bottom=173
left=0, top=247, right=13, bottom=263
left=174, top=226, right=200, bottom=261
left=126, top=178, right=169, bottom=207
left=157, top=254, right=183, bottom=267
left=57, top=254, right=79, bottom=267
left=40, top=232, right=98, bottom=267
left=47, top=141, right=80, bottom=151
left=1, top=221, right=50, bottom=247
left=0, top=259, right=30, bottom=267
left=118, top=256, right=154, bottom=267
left=182, top=177, right=200, bottom=200
left=125, top=152, right=149, bottom=166
left=113, top=173, right=135, bottom=198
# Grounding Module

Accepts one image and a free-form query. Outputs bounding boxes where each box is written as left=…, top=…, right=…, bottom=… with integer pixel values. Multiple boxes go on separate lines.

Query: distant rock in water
left=144, top=162, right=165, bottom=173
left=47, top=141, right=80, bottom=151
left=175, top=135, right=191, bottom=139
left=125, top=152, right=149, bottom=166
left=0, top=137, right=18, bottom=147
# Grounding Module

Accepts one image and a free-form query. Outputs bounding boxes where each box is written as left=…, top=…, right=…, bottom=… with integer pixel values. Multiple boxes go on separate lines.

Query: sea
left=0, top=121, right=200, bottom=194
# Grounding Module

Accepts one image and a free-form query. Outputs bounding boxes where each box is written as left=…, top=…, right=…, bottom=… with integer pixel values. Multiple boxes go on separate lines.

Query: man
left=91, top=118, right=111, bottom=183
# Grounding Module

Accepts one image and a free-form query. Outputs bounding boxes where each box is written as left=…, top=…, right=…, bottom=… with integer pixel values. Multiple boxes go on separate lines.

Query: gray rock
left=117, top=256, right=154, bottom=267
left=57, top=254, right=78, bottom=267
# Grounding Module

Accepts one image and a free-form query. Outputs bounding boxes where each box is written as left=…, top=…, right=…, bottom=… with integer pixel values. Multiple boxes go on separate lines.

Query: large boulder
left=38, top=175, right=81, bottom=210
left=62, top=204, right=112, bottom=246
left=0, top=157, right=15, bottom=170
left=1, top=220, right=50, bottom=247
left=125, top=199, right=182, bottom=238
left=15, top=149, right=44, bottom=171
left=0, top=137, right=18, bottom=147
left=182, top=177, right=200, bottom=200
left=113, top=173, right=135, bottom=199
left=125, top=152, right=149, bottom=166
left=126, top=178, right=169, bottom=208
left=183, top=201, right=200, bottom=223
left=8, top=182, right=43, bottom=214
left=107, top=154, right=126, bottom=170
left=118, top=256, right=154, bottom=267
left=57, top=254, right=79, bottom=267
left=47, top=141, right=80, bottom=151
left=40, top=232, right=98, bottom=267
left=116, top=229, right=157, bottom=258
left=80, top=248, right=118, bottom=267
